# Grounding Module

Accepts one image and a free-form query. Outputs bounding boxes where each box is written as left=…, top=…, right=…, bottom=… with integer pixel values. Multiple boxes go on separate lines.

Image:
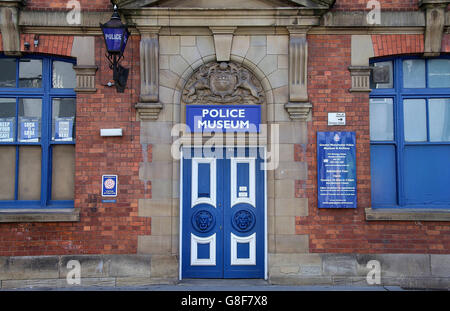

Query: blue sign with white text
left=19, top=118, right=39, bottom=142
left=186, top=105, right=261, bottom=133
left=54, top=117, right=74, bottom=141
left=0, top=118, right=14, bottom=142
left=317, top=131, right=357, bottom=209
left=102, top=175, right=118, bottom=197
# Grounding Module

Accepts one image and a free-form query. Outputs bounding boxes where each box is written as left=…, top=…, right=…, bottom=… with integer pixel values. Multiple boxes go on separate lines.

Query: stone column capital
left=209, top=26, right=237, bottom=35
left=136, top=26, right=161, bottom=37
left=135, top=102, right=163, bottom=121
left=348, top=66, right=372, bottom=92
left=73, top=65, right=98, bottom=93
left=284, top=102, right=312, bottom=121
left=419, top=0, right=450, bottom=8
left=286, top=26, right=311, bottom=35
left=0, top=0, right=25, bottom=8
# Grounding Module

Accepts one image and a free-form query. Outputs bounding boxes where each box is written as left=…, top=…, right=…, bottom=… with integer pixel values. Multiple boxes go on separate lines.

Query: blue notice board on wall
left=317, top=131, right=357, bottom=209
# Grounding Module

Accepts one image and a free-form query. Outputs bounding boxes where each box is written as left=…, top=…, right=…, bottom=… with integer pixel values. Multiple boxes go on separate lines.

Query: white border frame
left=230, top=232, right=256, bottom=266
left=192, top=158, right=217, bottom=208
left=230, top=157, right=256, bottom=208
left=191, top=233, right=217, bottom=266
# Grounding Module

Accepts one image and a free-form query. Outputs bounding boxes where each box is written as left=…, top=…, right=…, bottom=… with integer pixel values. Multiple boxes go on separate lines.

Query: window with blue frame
left=0, top=55, right=76, bottom=209
left=370, top=56, right=450, bottom=209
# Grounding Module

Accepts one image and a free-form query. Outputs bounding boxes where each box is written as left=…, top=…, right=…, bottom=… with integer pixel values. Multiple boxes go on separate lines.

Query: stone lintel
left=126, top=8, right=323, bottom=29
left=365, top=208, right=450, bottom=222
left=0, top=209, right=80, bottom=223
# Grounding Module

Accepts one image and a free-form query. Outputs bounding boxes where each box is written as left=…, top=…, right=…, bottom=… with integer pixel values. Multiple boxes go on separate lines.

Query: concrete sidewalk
left=2, top=279, right=409, bottom=291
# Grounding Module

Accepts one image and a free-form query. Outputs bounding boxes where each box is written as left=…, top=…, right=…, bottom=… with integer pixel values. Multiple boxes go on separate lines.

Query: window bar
left=395, top=59, right=405, bottom=206
left=14, top=97, right=19, bottom=201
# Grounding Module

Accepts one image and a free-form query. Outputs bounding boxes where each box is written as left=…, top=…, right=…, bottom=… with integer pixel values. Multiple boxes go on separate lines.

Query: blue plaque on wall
left=102, top=175, right=118, bottom=197
left=186, top=105, right=261, bottom=133
left=317, top=131, right=357, bottom=209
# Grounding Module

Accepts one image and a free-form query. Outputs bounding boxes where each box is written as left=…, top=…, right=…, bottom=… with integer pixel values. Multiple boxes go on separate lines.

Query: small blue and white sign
left=317, top=131, right=357, bottom=209
left=19, top=118, right=39, bottom=142
left=0, top=118, right=14, bottom=142
left=102, top=175, right=118, bottom=197
left=54, top=117, right=74, bottom=141
left=186, top=105, right=261, bottom=133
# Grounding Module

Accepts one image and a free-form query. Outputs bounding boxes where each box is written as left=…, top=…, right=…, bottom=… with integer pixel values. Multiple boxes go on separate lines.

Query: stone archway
left=180, top=61, right=268, bottom=128
left=137, top=33, right=310, bottom=281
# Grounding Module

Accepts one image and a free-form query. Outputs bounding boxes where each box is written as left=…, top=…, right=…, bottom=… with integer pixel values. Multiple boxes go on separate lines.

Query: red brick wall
left=442, top=34, right=450, bottom=53
left=295, top=34, right=450, bottom=254
left=372, top=34, right=424, bottom=57
left=333, top=0, right=420, bottom=11
left=25, top=0, right=112, bottom=11
left=20, top=34, right=74, bottom=56
left=0, top=35, right=152, bottom=256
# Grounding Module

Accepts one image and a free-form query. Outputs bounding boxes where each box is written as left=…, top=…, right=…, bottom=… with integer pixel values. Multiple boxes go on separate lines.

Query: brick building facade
left=0, top=0, right=449, bottom=288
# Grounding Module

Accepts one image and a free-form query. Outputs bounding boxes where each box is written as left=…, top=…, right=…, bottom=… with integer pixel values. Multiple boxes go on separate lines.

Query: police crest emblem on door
left=181, top=148, right=265, bottom=278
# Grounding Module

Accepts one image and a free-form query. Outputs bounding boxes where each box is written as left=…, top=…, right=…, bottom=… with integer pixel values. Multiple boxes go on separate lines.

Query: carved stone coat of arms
left=182, top=62, right=265, bottom=105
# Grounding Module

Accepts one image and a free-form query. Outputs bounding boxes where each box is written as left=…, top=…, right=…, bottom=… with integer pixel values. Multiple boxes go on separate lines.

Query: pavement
left=2, top=279, right=409, bottom=291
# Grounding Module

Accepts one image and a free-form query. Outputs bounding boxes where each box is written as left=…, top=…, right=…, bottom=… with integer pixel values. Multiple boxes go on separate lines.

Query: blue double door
left=182, top=147, right=265, bottom=279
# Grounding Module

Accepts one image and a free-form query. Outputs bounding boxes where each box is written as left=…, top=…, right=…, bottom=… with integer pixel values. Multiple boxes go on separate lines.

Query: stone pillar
left=348, top=35, right=374, bottom=93
left=285, top=27, right=312, bottom=121
left=71, top=36, right=98, bottom=93
left=137, top=122, right=177, bottom=266
left=135, top=27, right=163, bottom=121
left=0, top=0, right=25, bottom=56
left=136, top=31, right=177, bottom=278
left=419, top=0, right=450, bottom=57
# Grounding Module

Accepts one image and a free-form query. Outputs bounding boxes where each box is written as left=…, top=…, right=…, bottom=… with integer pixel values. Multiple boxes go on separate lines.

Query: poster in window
left=54, top=117, right=74, bottom=141
left=0, top=118, right=14, bottom=142
left=19, top=118, right=40, bottom=142
left=317, top=131, right=357, bottom=209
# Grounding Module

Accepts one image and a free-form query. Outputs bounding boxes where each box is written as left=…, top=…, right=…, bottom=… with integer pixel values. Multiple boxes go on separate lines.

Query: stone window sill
left=0, top=209, right=80, bottom=223
left=365, top=208, right=450, bottom=222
